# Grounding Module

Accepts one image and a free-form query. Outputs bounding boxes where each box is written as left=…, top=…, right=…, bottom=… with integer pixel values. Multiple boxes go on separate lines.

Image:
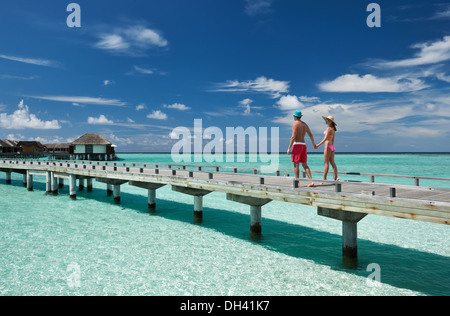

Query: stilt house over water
left=70, top=133, right=116, bottom=161
left=0, top=140, right=20, bottom=154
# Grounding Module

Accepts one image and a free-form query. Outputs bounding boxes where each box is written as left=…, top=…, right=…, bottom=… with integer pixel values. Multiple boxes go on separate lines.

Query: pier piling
left=51, top=172, right=58, bottom=195
left=107, top=184, right=113, bottom=196
left=26, top=171, right=33, bottom=191
left=78, top=177, right=85, bottom=191
left=95, top=178, right=128, bottom=204
left=226, top=194, right=271, bottom=235
left=113, top=185, right=121, bottom=204
left=129, top=181, right=165, bottom=211
left=317, top=207, right=367, bottom=260
left=46, top=171, right=51, bottom=194
left=172, top=186, right=212, bottom=223
left=87, top=178, right=93, bottom=192
left=148, top=189, right=156, bottom=210
left=69, top=174, right=77, bottom=199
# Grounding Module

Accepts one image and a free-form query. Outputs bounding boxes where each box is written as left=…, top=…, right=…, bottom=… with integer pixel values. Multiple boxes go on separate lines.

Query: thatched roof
left=0, top=140, right=19, bottom=147
left=72, top=133, right=112, bottom=145
left=17, top=141, right=45, bottom=148
left=45, top=143, right=71, bottom=149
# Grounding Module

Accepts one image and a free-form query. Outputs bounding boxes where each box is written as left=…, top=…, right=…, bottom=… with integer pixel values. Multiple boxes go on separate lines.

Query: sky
left=0, top=0, right=450, bottom=152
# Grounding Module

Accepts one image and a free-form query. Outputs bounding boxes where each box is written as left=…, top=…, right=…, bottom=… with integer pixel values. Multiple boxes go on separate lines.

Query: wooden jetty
left=1, top=158, right=449, bottom=260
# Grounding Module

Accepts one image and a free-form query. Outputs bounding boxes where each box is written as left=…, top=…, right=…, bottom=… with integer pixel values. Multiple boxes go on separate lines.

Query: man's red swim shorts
left=291, top=143, right=307, bottom=163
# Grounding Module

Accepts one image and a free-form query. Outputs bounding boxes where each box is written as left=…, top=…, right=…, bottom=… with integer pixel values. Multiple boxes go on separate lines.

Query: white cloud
left=136, top=104, right=146, bottom=111
left=244, top=0, right=275, bottom=16
left=96, top=34, right=129, bottom=51
left=376, top=36, right=450, bottom=68
left=127, top=65, right=166, bottom=76
left=147, top=110, right=168, bottom=120
left=107, top=133, right=134, bottom=146
left=299, top=96, right=321, bottom=103
left=87, top=115, right=114, bottom=125
left=239, top=98, right=253, bottom=116
left=318, top=74, right=428, bottom=93
left=213, top=76, right=289, bottom=98
left=126, top=27, right=168, bottom=47
left=133, top=65, right=154, bottom=75
left=275, top=94, right=304, bottom=110
left=272, top=89, right=450, bottom=140
left=432, top=8, right=450, bottom=20
left=28, top=95, right=126, bottom=107
left=0, top=74, right=38, bottom=80
left=163, top=103, right=191, bottom=111
left=6, top=134, right=73, bottom=144
left=103, top=80, right=114, bottom=86
left=436, top=72, right=450, bottom=83
left=0, top=54, right=59, bottom=68
left=95, top=25, right=168, bottom=56
left=0, top=100, right=61, bottom=130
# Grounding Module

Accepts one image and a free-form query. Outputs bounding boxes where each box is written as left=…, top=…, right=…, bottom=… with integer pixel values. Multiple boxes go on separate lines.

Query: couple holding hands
left=287, top=110, right=338, bottom=188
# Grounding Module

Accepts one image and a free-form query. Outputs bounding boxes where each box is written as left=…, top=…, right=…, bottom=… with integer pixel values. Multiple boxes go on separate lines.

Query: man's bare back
left=287, top=114, right=316, bottom=187
left=292, top=120, right=308, bottom=143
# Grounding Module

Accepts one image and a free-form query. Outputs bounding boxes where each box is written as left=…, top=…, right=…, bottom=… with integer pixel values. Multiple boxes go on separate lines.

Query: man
left=287, top=110, right=316, bottom=187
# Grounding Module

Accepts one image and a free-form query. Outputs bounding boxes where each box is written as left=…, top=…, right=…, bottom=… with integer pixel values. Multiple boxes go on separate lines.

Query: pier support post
left=317, top=207, right=367, bottom=260
left=148, top=189, right=156, bottom=210
left=51, top=172, right=58, bottom=195
left=5, top=171, right=11, bottom=184
left=250, top=205, right=262, bottom=234
left=113, top=185, right=121, bottom=204
left=342, top=221, right=358, bottom=259
left=95, top=178, right=129, bottom=204
left=87, top=178, right=93, bottom=192
left=172, top=186, right=212, bottom=223
left=107, top=184, right=113, bottom=196
left=27, top=171, right=33, bottom=191
left=129, top=181, right=166, bottom=211
left=78, top=177, right=85, bottom=191
left=23, top=174, right=27, bottom=187
left=226, top=194, right=271, bottom=236
left=46, top=171, right=51, bottom=194
left=59, top=178, right=64, bottom=189
left=69, top=174, right=76, bottom=200
left=194, top=196, right=203, bottom=221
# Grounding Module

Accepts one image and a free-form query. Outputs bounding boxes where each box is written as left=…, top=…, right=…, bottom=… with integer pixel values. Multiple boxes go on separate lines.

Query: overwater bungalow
left=45, top=143, right=71, bottom=159
left=0, top=140, right=20, bottom=155
left=17, top=141, right=46, bottom=154
left=70, top=133, right=116, bottom=161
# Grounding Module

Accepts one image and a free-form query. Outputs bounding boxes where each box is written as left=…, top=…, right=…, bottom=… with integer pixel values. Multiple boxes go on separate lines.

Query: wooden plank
left=423, top=191, right=450, bottom=203
left=396, top=189, right=447, bottom=200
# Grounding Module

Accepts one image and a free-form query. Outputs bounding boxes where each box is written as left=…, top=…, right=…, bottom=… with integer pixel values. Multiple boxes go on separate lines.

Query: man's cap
left=293, top=110, right=303, bottom=118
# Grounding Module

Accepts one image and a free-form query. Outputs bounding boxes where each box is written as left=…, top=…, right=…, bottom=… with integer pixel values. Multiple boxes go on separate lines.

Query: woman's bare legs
left=330, top=151, right=339, bottom=181
left=321, top=148, right=331, bottom=184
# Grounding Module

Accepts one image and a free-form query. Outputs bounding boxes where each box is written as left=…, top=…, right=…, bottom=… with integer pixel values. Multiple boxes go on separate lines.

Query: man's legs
left=302, top=163, right=315, bottom=187
left=294, top=162, right=300, bottom=179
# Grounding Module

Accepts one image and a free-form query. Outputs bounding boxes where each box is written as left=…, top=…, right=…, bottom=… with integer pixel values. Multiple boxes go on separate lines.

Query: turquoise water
left=0, top=153, right=449, bottom=296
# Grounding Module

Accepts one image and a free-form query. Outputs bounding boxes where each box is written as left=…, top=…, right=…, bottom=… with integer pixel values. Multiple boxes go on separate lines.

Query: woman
left=315, top=115, right=339, bottom=182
